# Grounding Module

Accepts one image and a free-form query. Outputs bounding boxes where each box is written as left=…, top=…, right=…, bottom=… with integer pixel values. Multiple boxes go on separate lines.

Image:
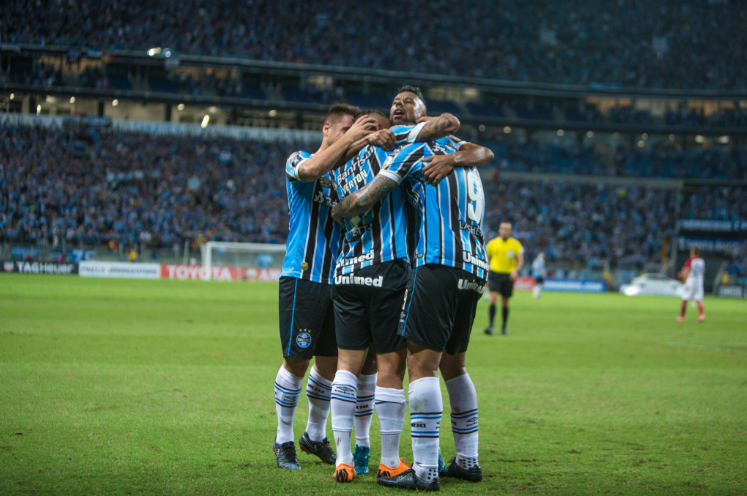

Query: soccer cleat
left=676, top=316, right=685, bottom=322
left=377, top=458, right=411, bottom=480
left=334, top=463, right=356, bottom=482
left=437, top=448, right=446, bottom=476
left=698, top=314, right=705, bottom=323
left=353, top=444, right=370, bottom=474
left=484, top=327, right=494, bottom=336
left=299, top=432, right=336, bottom=465
left=501, top=327, right=507, bottom=335
left=377, top=468, right=439, bottom=491
left=443, top=457, right=483, bottom=482
left=273, top=441, right=301, bottom=470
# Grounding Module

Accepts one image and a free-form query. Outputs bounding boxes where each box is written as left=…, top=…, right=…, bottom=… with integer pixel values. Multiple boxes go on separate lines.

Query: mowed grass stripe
left=1, top=274, right=745, bottom=495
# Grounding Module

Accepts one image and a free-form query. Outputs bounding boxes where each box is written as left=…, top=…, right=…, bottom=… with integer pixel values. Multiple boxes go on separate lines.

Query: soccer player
left=532, top=252, right=546, bottom=299
left=484, top=222, right=524, bottom=335
left=326, top=104, right=462, bottom=485
left=274, top=104, right=382, bottom=471
left=677, top=248, right=706, bottom=323
left=334, top=88, right=494, bottom=489
left=325, top=111, right=413, bottom=484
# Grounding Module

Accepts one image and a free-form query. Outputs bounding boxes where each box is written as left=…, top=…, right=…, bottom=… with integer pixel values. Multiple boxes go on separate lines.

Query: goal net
left=200, top=241, right=286, bottom=281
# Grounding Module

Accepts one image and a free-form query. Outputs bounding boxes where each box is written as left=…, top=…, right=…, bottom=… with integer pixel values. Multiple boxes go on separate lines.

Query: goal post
left=200, top=241, right=286, bottom=281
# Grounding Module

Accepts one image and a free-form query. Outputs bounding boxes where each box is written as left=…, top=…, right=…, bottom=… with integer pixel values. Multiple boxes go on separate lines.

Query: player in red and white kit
left=677, top=248, right=706, bottom=323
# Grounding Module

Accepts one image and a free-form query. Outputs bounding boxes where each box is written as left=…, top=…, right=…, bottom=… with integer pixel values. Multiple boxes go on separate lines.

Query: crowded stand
left=0, top=123, right=290, bottom=252
left=1, top=122, right=742, bottom=270
left=481, top=178, right=677, bottom=270
left=489, top=139, right=745, bottom=180
left=2, top=0, right=745, bottom=90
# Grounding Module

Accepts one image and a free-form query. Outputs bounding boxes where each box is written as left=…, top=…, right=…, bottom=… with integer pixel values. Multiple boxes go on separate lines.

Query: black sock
left=502, top=307, right=509, bottom=330
left=488, top=304, right=496, bottom=327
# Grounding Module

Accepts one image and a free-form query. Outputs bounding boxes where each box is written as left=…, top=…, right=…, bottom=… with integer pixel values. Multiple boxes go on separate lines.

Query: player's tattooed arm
left=422, top=143, right=494, bottom=185
left=331, top=175, right=398, bottom=221
left=413, top=113, right=460, bottom=141
left=296, top=116, right=377, bottom=181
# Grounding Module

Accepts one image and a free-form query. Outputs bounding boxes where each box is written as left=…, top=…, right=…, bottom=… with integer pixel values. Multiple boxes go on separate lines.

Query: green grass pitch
left=1, top=274, right=746, bottom=495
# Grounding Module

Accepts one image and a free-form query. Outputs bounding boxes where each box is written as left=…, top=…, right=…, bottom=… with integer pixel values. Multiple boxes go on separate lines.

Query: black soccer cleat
left=299, top=432, right=336, bottom=465
left=442, top=457, right=482, bottom=482
left=377, top=468, right=439, bottom=491
left=501, top=327, right=507, bottom=335
left=484, top=327, right=494, bottom=336
left=273, top=441, right=301, bottom=470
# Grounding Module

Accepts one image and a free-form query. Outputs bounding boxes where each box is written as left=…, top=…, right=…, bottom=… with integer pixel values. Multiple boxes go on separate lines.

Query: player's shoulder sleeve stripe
left=382, top=143, right=426, bottom=182
left=391, top=123, right=427, bottom=145
left=285, top=150, right=310, bottom=181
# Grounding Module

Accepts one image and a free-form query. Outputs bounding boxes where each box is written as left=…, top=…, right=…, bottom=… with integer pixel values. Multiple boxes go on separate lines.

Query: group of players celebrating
left=273, top=85, right=494, bottom=490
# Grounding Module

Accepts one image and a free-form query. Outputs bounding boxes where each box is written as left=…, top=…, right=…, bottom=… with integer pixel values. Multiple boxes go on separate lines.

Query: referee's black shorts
left=488, top=271, right=514, bottom=298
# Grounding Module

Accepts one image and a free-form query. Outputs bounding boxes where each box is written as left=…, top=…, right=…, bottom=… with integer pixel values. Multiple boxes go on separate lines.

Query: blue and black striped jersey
left=280, top=150, right=342, bottom=284
left=331, top=145, right=411, bottom=276
left=379, top=138, right=489, bottom=281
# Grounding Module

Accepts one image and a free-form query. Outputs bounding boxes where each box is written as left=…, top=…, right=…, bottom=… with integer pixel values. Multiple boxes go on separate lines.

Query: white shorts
left=679, top=280, right=704, bottom=301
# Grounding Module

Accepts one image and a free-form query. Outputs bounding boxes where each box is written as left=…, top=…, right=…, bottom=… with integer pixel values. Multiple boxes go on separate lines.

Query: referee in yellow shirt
left=484, top=222, right=524, bottom=335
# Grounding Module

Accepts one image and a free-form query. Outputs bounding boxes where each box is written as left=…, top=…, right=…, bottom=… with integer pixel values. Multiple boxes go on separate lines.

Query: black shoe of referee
left=484, top=327, right=494, bottom=336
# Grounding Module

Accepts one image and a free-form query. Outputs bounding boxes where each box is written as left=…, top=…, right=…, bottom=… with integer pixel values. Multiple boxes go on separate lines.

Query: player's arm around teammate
left=292, top=111, right=378, bottom=182
left=420, top=139, right=494, bottom=184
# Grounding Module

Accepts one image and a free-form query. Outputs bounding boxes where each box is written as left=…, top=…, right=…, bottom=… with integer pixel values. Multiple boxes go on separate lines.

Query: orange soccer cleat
left=333, top=463, right=356, bottom=482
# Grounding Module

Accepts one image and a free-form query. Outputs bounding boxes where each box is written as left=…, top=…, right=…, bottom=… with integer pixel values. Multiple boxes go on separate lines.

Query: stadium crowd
left=489, top=139, right=746, bottom=180
left=482, top=178, right=678, bottom=269
left=0, top=123, right=289, bottom=252
left=2, top=123, right=743, bottom=269
left=2, top=0, right=744, bottom=90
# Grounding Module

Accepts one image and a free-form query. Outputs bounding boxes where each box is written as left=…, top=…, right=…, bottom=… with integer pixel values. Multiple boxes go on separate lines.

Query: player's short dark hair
left=326, top=103, right=361, bottom=123
left=396, top=85, right=426, bottom=105
left=362, top=109, right=391, bottom=129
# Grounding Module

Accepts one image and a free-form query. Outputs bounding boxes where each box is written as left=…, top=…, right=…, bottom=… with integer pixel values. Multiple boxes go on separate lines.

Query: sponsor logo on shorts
left=296, top=330, right=312, bottom=349
left=334, top=274, right=384, bottom=287
left=463, top=251, right=489, bottom=271
left=337, top=250, right=375, bottom=268
left=458, top=278, right=485, bottom=293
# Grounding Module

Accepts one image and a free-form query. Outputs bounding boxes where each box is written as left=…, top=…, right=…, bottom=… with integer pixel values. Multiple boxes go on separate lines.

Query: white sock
left=533, top=285, right=541, bottom=298
left=375, top=386, right=406, bottom=468
left=355, top=373, right=377, bottom=448
left=409, top=376, right=442, bottom=483
left=446, top=373, right=479, bottom=467
left=305, top=366, right=332, bottom=442
left=331, top=369, right=358, bottom=466
left=274, top=366, right=303, bottom=444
